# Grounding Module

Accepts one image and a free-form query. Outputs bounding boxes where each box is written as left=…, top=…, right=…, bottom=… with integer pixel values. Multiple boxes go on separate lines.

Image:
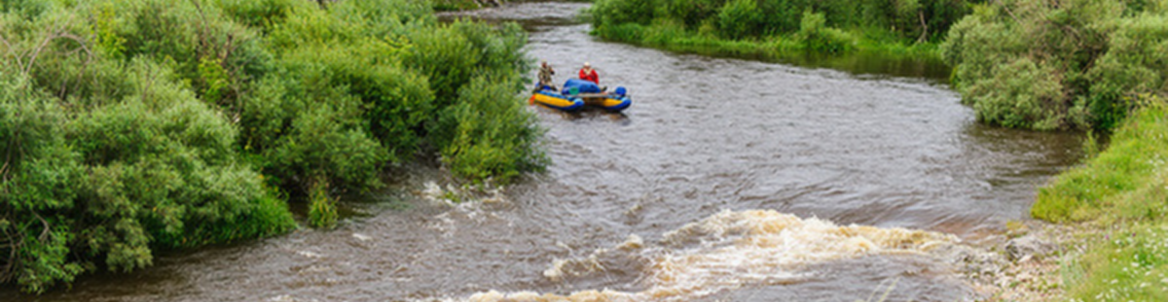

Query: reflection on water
left=0, top=2, right=1082, bottom=302
left=664, top=47, right=952, bottom=82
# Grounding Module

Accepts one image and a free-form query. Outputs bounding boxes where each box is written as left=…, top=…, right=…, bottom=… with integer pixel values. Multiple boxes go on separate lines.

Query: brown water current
left=1, top=2, right=1085, bottom=302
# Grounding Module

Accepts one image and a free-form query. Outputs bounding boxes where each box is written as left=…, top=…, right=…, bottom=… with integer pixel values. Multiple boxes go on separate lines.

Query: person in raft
left=537, top=60, right=556, bottom=91
left=578, top=62, right=599, bottom=84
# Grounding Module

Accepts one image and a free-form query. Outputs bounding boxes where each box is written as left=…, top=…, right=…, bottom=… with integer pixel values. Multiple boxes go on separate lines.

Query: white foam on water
left=444, top=209, right=958, bottom=302
left=543, top=234, right=645, bottom=282
left=420, top=181, right=515, bottom=237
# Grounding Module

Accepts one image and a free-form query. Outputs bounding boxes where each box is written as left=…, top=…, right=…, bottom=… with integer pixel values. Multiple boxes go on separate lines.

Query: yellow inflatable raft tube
left=530, top=90, right=584, bottom=111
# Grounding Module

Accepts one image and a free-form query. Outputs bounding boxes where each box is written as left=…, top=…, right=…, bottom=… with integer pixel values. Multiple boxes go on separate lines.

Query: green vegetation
left=943, top=0, right=1168, bottom=297
left=1032, top=100, right=1168, bottom=301
left=942, top=0, right=1168, bottom=130
left=1033, top=100, right=1168, bottom=222
left=307, top=179, right=338, bottom=229
left=433, top=0, right=482, bottom=11
left=588, top=0, right=976, bottom=61
left=1065, top=226, right=1168, bottom=301
left=1, top=0, right=544, bottom=293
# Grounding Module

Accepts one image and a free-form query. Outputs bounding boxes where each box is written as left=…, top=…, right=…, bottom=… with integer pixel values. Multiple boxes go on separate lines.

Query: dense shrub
left=1086, top=13, right=1168, bottom=129
left=1, top=0, right=544, bottom=293
left=942, top=0, right=1168, bottom=130
left=663, top=0, right=728, bottom=29
left=217, top=0, right=299, bottom=31
left=591, top=0, right=658, bottom=28
left=402, top=21, right=483, bottom=107
left=434, top=76, right=548, bottom=183
left=263, top=100, right=389, bottom=190
left=307, top=179, right=337, bottom=229
left=963, top=57, right=1067, bottom=129
left=716, top=0, right=761, bottom=39
left=330, top=0, right=432, bottom=36
left=797, top=11, right=856, bottom=53
left=752, top=0, right=813, bottom=33
left=0, top=58, right=295, bottom=293
left=0, top=70, right=84, bottom=294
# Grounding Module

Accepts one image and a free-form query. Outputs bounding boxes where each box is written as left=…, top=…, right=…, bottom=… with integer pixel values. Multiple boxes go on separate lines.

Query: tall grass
left=1033, top=99, right=1168, bottom=301
left=308, top=179, right=338, bottom=229
left=1065, top=225, right=1168, bottom=301
left=1033, top=101, right=1168, bottom=223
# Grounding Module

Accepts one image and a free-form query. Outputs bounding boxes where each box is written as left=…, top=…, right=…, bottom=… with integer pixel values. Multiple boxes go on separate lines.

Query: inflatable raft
left=530, top=89, right=584, bottom=111
left=530, top=79, right=631, bottom=112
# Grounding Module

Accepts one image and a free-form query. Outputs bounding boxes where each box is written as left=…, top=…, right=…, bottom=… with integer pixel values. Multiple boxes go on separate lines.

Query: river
left=2, top=2, right=1083, bottom=302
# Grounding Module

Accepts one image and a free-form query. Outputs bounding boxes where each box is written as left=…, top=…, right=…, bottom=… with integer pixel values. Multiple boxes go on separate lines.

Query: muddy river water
left=3, top=2, right=1085, bottom=302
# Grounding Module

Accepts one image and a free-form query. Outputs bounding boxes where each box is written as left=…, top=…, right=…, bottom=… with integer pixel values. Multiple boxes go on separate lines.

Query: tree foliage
left=0, top=0, right=543, bottom=293
left=942, top=0, right=1168, bottom=130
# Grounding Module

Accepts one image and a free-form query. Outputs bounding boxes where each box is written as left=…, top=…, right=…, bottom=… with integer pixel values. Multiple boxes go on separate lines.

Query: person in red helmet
left=578, top=62, right=599, bottom=84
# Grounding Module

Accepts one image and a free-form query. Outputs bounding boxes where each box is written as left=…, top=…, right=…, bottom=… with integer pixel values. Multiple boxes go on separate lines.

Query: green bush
left=1086, top=12, right=1168, bottom=130
left=434, top=76, right=548, bottom=183
left=402, top=21, right=482, bottom=106
left=216, top=0, right=299, bottom=31
left=594, top=22, right=647, bottom=43
left=755, top=0, right=813, bottom=33
left=265, top=101, right=389, bottom=191
left=265, top=0, right=356, bottom=50
left=69, top=58, right=297, bottom=268
left=0, top=58, right=295, bottom=293
left=663, top=0, right=728, bottom=29
left=942, top=0, right=1168, bottom=130
left=329, top=0, right=433, bottom=36
left=270, top=41, right=429, bottom=161
left=1, top=0, right=545, bottom=293
left=0, top=0, right=53, bottom=17
left=451, top=21, right=527, bottom=80
left=962, top=58, right=1066, bottom=129
left=66, top=0, right=278, bottom=114
left=307, top=179, right=338, bottom=229
left=249, top=1, right=539, bottom=189
left=0, top=69, right=85, bottom=294
left=716, top=0, right=761, bottom=39
left=797, top=11, right=856, bottom=53
left=591, top=0, right=659, bottom=28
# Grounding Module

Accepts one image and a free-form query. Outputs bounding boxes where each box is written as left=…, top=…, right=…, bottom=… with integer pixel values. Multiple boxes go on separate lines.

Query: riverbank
left=589, top=17, right=943, bottom=64
left=974, top=101, right=1168, bottom=301
left=1026, top=101, right=1168, bottom=301
left=963, top=102, right=1168, bottom=302
left=586, top=0, right=972, bottom=71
